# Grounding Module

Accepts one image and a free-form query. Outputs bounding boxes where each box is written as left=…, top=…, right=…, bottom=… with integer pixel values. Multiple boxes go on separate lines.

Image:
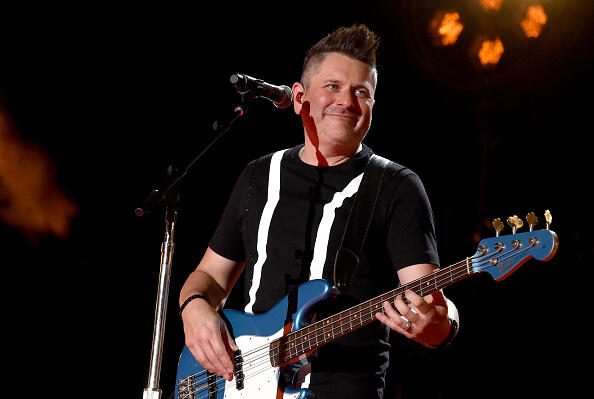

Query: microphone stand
left=139, top=89, right=258, bottom=399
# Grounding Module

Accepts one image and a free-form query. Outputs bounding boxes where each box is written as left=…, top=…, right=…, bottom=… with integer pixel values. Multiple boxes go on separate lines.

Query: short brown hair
left=301, top=24, right=380, bottom=87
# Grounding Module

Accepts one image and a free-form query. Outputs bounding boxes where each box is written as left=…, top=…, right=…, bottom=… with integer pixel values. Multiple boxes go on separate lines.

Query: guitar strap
left=333, top=153, right=393, bottom=294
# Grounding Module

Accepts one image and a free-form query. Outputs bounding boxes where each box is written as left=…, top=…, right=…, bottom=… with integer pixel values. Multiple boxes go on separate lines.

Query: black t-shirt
left=209, top=144, right=439, bottom=398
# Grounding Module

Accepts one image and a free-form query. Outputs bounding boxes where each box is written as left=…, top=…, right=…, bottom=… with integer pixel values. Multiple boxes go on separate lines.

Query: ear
left=292, top=82, right=305, bottom=115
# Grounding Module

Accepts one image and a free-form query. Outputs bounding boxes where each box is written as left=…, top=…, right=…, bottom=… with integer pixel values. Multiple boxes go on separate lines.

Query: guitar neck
left=270, top=258, right=473, bottom=367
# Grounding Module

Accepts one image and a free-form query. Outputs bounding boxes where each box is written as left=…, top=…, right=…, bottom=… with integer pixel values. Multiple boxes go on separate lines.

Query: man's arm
left=179, top=247, right=245, bottom=381
left=376, top=263, right=459, bottom=348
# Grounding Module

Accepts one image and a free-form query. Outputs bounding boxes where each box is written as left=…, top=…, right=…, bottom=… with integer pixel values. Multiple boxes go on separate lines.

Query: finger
left=375, top=309, right=401, bottom=331
left=221, top=320, right=238, bottom=352
left=190, top=327, right=230, bottom=377
left=404, top=290, right=435, bottom=317
left=393, top=293, right=419, bottom=323
left=377, top=301, right=412, bottom=334
left=210, top=334, right=236, bottom=377
left=383, top=300, right=401, bottom=322
left=220, top=321, right=238, bottom=381
left=185, top=327, right=222, bottom=375
left=202, top=341, right=233, bottom=378
left=188, top=343, right=218, bottom=377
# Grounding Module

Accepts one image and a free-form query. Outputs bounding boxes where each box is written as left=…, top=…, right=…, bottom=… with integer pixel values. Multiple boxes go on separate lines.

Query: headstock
left=472, top=210, right=559, bottom=281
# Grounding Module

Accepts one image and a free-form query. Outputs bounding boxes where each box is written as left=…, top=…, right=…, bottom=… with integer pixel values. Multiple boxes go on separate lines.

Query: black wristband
left=429, top=318, right=458, bottom=349
left=179, top=294, right=210, bottom=317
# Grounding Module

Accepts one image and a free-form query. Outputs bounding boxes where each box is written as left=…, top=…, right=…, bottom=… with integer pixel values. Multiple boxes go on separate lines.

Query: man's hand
left=181, top=297, right=238, bottom=381
left=375, top=289, right=451, bottom=348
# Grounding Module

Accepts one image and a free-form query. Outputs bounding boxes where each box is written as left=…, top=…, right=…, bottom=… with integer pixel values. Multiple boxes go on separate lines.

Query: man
left=179, top=24, right=459, bottom=398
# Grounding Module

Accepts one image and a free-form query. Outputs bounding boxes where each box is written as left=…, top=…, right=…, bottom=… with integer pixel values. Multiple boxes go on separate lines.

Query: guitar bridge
left=177, top=371, right=219, bottom=399
left=177, top=374, right=196, bottom=399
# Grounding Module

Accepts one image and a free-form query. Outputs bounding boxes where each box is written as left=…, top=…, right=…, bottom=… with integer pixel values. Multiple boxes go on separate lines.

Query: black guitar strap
left=333, top=154, right=392, bottom=294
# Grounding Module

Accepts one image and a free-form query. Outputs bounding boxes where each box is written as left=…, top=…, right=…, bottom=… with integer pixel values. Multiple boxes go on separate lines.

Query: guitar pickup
left=207, top=371, right=217, bottom=398
left=235, top=349, right=244, bottom=390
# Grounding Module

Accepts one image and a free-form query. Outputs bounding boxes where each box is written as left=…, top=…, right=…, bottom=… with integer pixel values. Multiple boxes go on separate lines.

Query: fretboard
left=269, top=258, right=473, bottom=367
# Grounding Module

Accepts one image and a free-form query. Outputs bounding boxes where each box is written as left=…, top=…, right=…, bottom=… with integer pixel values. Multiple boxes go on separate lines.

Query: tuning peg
left=544, top=209, right=552, bottom=230
left=492, top=218, right=504, bottom=237
left=526, top=212, right=538, bottom=232
left=507, top=215, right=523, bottom=234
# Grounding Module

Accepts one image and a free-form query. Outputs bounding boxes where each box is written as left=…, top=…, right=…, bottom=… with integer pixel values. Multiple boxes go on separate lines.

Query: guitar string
left=472, top=246, right=534, bottom=273
left=186, top=244, right=539, bottom=399
left=181, top=261, right=507, bottom=399
left=234, top=251, right=486, bottom=362
left=179, top=260, right=475, bottom=399
left=245, top=254, right=483, bottom=361
left=179, top=245, right=533, bottom=396
left=180, top=355, right=306, bottom=399
left=179, top=254, right=486, bottom=393
left=180, top=258, right=496, bottom=397
left=236, top=248, right=504, bottom=363
left=178, top=259, right=479, bottom=396
left=264, top=250, right=509, bottom=360
left=180, top=359, right=290, bottom=399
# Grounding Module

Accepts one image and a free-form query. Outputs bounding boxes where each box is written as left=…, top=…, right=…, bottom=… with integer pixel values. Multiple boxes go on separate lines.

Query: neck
left=270, top=257, right=474, bottom=367
left=299, top=143, right=362, bottom=167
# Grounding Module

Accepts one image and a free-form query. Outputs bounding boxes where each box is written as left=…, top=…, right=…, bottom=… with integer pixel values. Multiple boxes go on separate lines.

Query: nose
left=335, top=89, right=357, bottom=110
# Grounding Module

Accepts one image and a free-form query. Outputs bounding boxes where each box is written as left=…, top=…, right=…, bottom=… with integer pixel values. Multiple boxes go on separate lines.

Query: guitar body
left=175, top=279, right=334, bottom=399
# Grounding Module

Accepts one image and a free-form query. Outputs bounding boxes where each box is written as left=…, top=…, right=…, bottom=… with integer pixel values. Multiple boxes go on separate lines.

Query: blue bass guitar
left=176, top=224, right=558, bottom=399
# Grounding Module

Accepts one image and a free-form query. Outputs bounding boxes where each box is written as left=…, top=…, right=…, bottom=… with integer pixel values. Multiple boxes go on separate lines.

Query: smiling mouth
left=324, top=113, right=358, bottom=122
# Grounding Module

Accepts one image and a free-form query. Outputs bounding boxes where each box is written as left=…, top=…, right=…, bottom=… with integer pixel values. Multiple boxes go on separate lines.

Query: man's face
left=295, top=52, right=376, bottom=151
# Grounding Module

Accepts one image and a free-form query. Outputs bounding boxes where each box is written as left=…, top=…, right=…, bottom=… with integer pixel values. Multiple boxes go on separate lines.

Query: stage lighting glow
left=521, top=5, right=547, bottom=38
left=0, top=109, right=78, bottom=241
left=478, top=0, right=503, bottom=12
left=478, top=38, right=504, bottom=66
left=430, top=11, right=464, bottom=46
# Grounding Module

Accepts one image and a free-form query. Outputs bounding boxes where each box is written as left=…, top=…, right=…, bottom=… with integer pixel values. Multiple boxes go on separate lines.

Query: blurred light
left=0, top=109, right=78, bottom=241
left=521, top=5, right=547, bottom=38
left=478, top=0, right=503, bottom=12
left=430, top=11, right=464, bottom=46
left=478, top=37, right=504, bottom=66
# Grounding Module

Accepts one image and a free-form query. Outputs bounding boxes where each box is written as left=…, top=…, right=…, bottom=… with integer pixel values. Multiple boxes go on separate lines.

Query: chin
left=319, top=133, right=359, bottom=150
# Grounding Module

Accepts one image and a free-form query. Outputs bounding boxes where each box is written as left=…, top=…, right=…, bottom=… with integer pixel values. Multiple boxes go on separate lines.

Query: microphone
left=230, top=74, right=293, bottom=109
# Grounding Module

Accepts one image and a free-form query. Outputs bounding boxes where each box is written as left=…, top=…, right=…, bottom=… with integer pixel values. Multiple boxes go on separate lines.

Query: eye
left=355, top=88, right=370, bottom=97
left=325, top=84, right=338, bottom=90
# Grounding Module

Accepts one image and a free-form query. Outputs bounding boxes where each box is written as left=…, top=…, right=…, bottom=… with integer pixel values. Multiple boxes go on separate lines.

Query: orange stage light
left=0, top=110, right=78, bottom=241
left=478, top=37, right=504, bottom=66
left=478, top=0, right=503, bottom=12
left=521, top=5, right=547, bottom=38
left=430, top=11, right=464, bottom=46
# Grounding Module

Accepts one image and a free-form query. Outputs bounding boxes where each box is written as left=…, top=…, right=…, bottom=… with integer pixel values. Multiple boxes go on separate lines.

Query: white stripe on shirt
left=309, top=173, right=363, bottom=280
left=244, top=149, right=287, bottom=314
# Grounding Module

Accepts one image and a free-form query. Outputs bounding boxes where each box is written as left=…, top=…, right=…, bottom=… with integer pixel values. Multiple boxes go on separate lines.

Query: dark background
left=1, top=1, right=591, bottom=398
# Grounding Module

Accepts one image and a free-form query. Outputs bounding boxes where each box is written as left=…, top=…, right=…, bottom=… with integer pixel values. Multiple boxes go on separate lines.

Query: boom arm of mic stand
left=135, top=103, right=248, bottom=217
left=139, top=96, right=254, bottom=399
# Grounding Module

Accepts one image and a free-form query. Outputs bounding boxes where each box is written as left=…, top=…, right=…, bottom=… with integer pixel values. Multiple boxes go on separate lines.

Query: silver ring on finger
left=405, top=320, right=412, bottom=332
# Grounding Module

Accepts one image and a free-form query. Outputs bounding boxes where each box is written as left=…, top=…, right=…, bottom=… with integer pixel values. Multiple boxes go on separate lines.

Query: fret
left=349, top=306, right=352, bottom=330
left=302, top=328, right=310, bottom=352
left=295, top=330, right=304, bottom=352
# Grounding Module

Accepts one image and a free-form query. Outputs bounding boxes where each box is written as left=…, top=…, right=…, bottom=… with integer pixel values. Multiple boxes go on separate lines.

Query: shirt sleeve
left=208, top=161, right=254, bottom=262
left=384, top=171, right=440, bottom=271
